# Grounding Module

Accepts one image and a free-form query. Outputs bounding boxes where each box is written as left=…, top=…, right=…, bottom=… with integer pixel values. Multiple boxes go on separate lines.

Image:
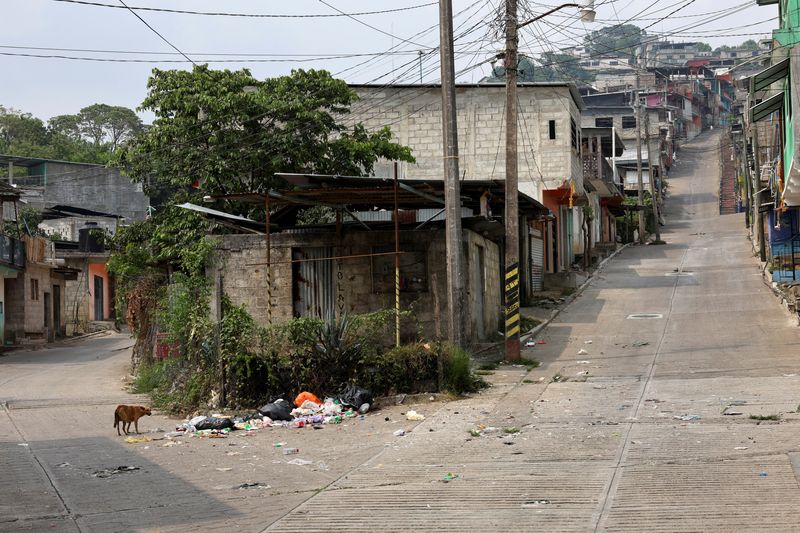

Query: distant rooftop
left=0, top=154, right=103, bottom=168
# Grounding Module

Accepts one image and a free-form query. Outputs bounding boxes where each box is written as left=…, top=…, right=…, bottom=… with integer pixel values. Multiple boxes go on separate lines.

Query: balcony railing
left=0, top=235, right=26, bottom=268
left=582, top=152, right=614, bottom=183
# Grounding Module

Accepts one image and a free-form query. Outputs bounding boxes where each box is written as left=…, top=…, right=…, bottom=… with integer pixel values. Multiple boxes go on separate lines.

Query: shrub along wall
left=136, top=296, right=485, bottom=413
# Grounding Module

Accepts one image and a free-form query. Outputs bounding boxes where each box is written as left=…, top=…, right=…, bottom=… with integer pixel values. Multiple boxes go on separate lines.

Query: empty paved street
left=267, top=131, right=800, bottom=532
left=3, top=131, right=800, bottom=532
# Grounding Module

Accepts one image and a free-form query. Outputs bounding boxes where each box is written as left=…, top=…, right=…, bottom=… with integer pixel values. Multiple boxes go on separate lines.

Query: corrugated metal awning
left=750, top=92, right=784, bottom=123
left=753, top=58, right=789, bottom=92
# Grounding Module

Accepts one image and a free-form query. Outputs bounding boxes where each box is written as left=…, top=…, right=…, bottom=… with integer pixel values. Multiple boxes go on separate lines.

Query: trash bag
left=257, top=399, right=293, bottom=421
left=294, top=391, right=322, bottom=408
left=337, top=384, right=373, bottom=409
left=194, top=417, right=235, bottom=431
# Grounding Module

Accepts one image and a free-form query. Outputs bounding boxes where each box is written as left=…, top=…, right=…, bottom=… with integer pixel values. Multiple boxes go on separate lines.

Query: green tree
left=77, top=104, right=143, bottom=150
left=740, top=39, right=759, bottom=50
left=483, top=54, right=594, bottom=84
left=584, top=24, right=643, bottom=61
left=0, top=105, right=117, bottom=164
left=696, top=42, right=712, bottom=52
left=113, top=66, right=415, bottom=199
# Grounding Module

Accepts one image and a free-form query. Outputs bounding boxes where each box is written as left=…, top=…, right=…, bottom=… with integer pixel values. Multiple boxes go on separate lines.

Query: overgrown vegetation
left=136, top=304, right=486, bottom=413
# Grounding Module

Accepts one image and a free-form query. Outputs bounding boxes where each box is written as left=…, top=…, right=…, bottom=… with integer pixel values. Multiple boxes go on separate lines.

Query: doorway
left=94, top=275, right=104, bottom=320
left=52, top=284, right=61, bottom=337
left=473, top=245, right=486, bottom=339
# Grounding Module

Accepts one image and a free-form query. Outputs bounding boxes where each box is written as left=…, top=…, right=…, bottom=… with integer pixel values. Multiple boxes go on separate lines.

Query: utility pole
left=438, top=0, right=466, bottom=347
left=504, top=0, right=521, bottom=361
left=635, top=53, right=647, bottom=244
left=644, top=104, right=661, bottom=242
left=501, top=2, right=595, bottom=362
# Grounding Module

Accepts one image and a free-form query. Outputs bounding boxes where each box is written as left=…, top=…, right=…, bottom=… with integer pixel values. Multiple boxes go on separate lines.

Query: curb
left=522, top=242, right=633, bottom=343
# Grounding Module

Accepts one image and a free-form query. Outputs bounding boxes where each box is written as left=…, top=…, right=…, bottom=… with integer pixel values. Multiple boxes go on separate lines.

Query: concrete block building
left=350, top=82, right=587, bottom=274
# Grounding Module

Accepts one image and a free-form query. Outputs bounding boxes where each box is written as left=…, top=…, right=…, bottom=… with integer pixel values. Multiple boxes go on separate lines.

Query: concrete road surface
left=4, top=130, right=800, bottom=532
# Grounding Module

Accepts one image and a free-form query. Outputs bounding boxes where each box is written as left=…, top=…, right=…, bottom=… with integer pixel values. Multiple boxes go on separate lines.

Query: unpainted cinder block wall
left=209, top=227, right=501, bottom=343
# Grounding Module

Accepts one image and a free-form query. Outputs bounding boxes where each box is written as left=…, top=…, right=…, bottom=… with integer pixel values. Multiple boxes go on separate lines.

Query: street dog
left=114, top=405, right=151, bottom=435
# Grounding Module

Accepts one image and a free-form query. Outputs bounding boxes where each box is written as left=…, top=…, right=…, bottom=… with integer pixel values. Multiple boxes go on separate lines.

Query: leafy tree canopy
left=483, top=54, right=595, bottom=84
left=584, top=24, right=643, bottom=60
left=113, top=66, right=415, bottom=200
left=696, top=42, right=712, bottom=52
left=0, top=104, right=139, bottom=164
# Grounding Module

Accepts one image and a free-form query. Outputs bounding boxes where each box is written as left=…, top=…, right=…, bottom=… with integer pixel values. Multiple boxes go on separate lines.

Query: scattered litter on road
left=406, top=410, right=425, bottom=421
left=673, top=414, right=701, bottom=421
left=161, top=441, right=181, bottom=447
left=576, top=370, right=589, bottom=376
left=783, top=374, right=797, bottom=377
left=57, top=462, right=70, bottom=467
left=215, top=467, right=233, bottom=472
left=734, top=446, right=748, bottom=450
left=525, top=340, right=536, bottom=347
left=584, top=340, right=593, bottom=344
left=125, top=436, right=152, bottom=444
left=441, top=472, right=459, bottom=483
left=632, top=341, right=650, bottom=347
left=577, top=349, right=589, bottom=356
left=282, top=448, right=300, bottom=455
left=723, top=408, right=743, bottom=416
left=234, top=482, right=270, bottom=490
left=759, top=470, right=768, bottom=477
left=17, top=443, right=28, bottom=447
left=92, top=466, right=140, bottom=478
left=522, top=500, right=550, bottom=507
left=393, top=429, right=406, bottom=437
left=287, top=458, right=313, bottom=466
left=578, top=360, right=591, bottom=365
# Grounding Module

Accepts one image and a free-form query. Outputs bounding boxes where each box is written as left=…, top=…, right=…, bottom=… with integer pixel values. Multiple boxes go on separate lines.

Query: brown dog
left=114, top=405, right=152, bottom=436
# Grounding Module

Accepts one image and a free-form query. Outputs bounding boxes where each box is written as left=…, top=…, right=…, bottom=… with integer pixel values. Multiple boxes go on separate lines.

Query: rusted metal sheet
left=293, top=247, right=334, bottom=321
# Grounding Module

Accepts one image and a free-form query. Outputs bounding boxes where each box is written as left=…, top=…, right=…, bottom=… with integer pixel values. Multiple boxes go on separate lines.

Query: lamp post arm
left=518, top=3, right=582, bottom=30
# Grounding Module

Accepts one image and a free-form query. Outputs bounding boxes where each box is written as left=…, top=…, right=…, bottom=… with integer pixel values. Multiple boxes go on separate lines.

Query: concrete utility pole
left=635, top=55, right=647, bottom=244
left=503, top=2, right=595, bottom=362
left=504, top=0, right=521, bottom=361
left=644, top=105, right=661, bottom=242
left=438, top=0, right=466, bottom=347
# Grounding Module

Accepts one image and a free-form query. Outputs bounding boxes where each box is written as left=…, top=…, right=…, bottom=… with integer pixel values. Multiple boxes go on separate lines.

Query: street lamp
left=504, top=1, right=595, bottom=362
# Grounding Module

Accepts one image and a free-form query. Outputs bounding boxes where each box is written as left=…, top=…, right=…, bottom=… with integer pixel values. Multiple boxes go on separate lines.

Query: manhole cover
left=627, top=313, right=663, bottom=319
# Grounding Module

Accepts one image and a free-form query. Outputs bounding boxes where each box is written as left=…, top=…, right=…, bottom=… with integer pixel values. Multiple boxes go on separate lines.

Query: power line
left=50, top=0, right=438, bottom=18
left=116, top=0, right=196, bottom=65
left=317, top=0, right=427, bottom=48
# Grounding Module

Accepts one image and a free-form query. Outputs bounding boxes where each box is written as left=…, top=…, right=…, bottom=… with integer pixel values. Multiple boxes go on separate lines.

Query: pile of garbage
left=172, top=385, right=374, bottom=438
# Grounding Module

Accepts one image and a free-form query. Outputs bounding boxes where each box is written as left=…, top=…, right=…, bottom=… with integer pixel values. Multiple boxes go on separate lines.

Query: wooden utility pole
left=438, top=0, right=466, bottom=347
left=635, top=58, right=647, bottom=244
left=504, top=0, right=521, bottom=361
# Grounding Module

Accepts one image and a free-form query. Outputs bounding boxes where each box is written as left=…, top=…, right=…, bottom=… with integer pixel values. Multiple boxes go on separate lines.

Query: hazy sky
left=0, top=0, right=778, bottom=121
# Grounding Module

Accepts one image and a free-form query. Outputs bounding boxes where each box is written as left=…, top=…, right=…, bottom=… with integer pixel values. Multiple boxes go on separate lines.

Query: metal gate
left=530, top=234, right=545, bottom=292
left=292, top=247, right=335, bottom=321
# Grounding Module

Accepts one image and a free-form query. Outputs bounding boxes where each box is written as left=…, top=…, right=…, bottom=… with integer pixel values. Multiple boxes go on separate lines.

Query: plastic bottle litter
left=358, top=403, right=370, bottom=414
left=282, top=448, right=300, bottom=455
left=393, top=429, right=406, bottom=437
left=577, top=349, right=589, bottom=355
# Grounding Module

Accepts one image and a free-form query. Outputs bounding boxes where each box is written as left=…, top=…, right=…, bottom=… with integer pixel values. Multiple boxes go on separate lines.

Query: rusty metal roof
left=208, top=173, right=549, bottom=217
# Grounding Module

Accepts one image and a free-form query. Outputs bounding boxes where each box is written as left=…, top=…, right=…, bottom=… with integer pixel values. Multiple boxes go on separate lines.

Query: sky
left=0, top=0, right=779, bottom=122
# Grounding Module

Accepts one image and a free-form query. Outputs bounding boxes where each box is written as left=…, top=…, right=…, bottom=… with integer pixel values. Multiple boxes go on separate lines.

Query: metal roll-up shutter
left=530, top=235, right=544, bottom=292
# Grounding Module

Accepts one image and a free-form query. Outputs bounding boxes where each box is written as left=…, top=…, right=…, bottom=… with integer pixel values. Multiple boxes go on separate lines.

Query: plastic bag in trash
left=294, top=391, right=322, bottom=407
left=337, top=384, right=373, bottom=409
left=258, top=399, right=293, bottom=421
left=194, top=417, right=235, bottom=431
